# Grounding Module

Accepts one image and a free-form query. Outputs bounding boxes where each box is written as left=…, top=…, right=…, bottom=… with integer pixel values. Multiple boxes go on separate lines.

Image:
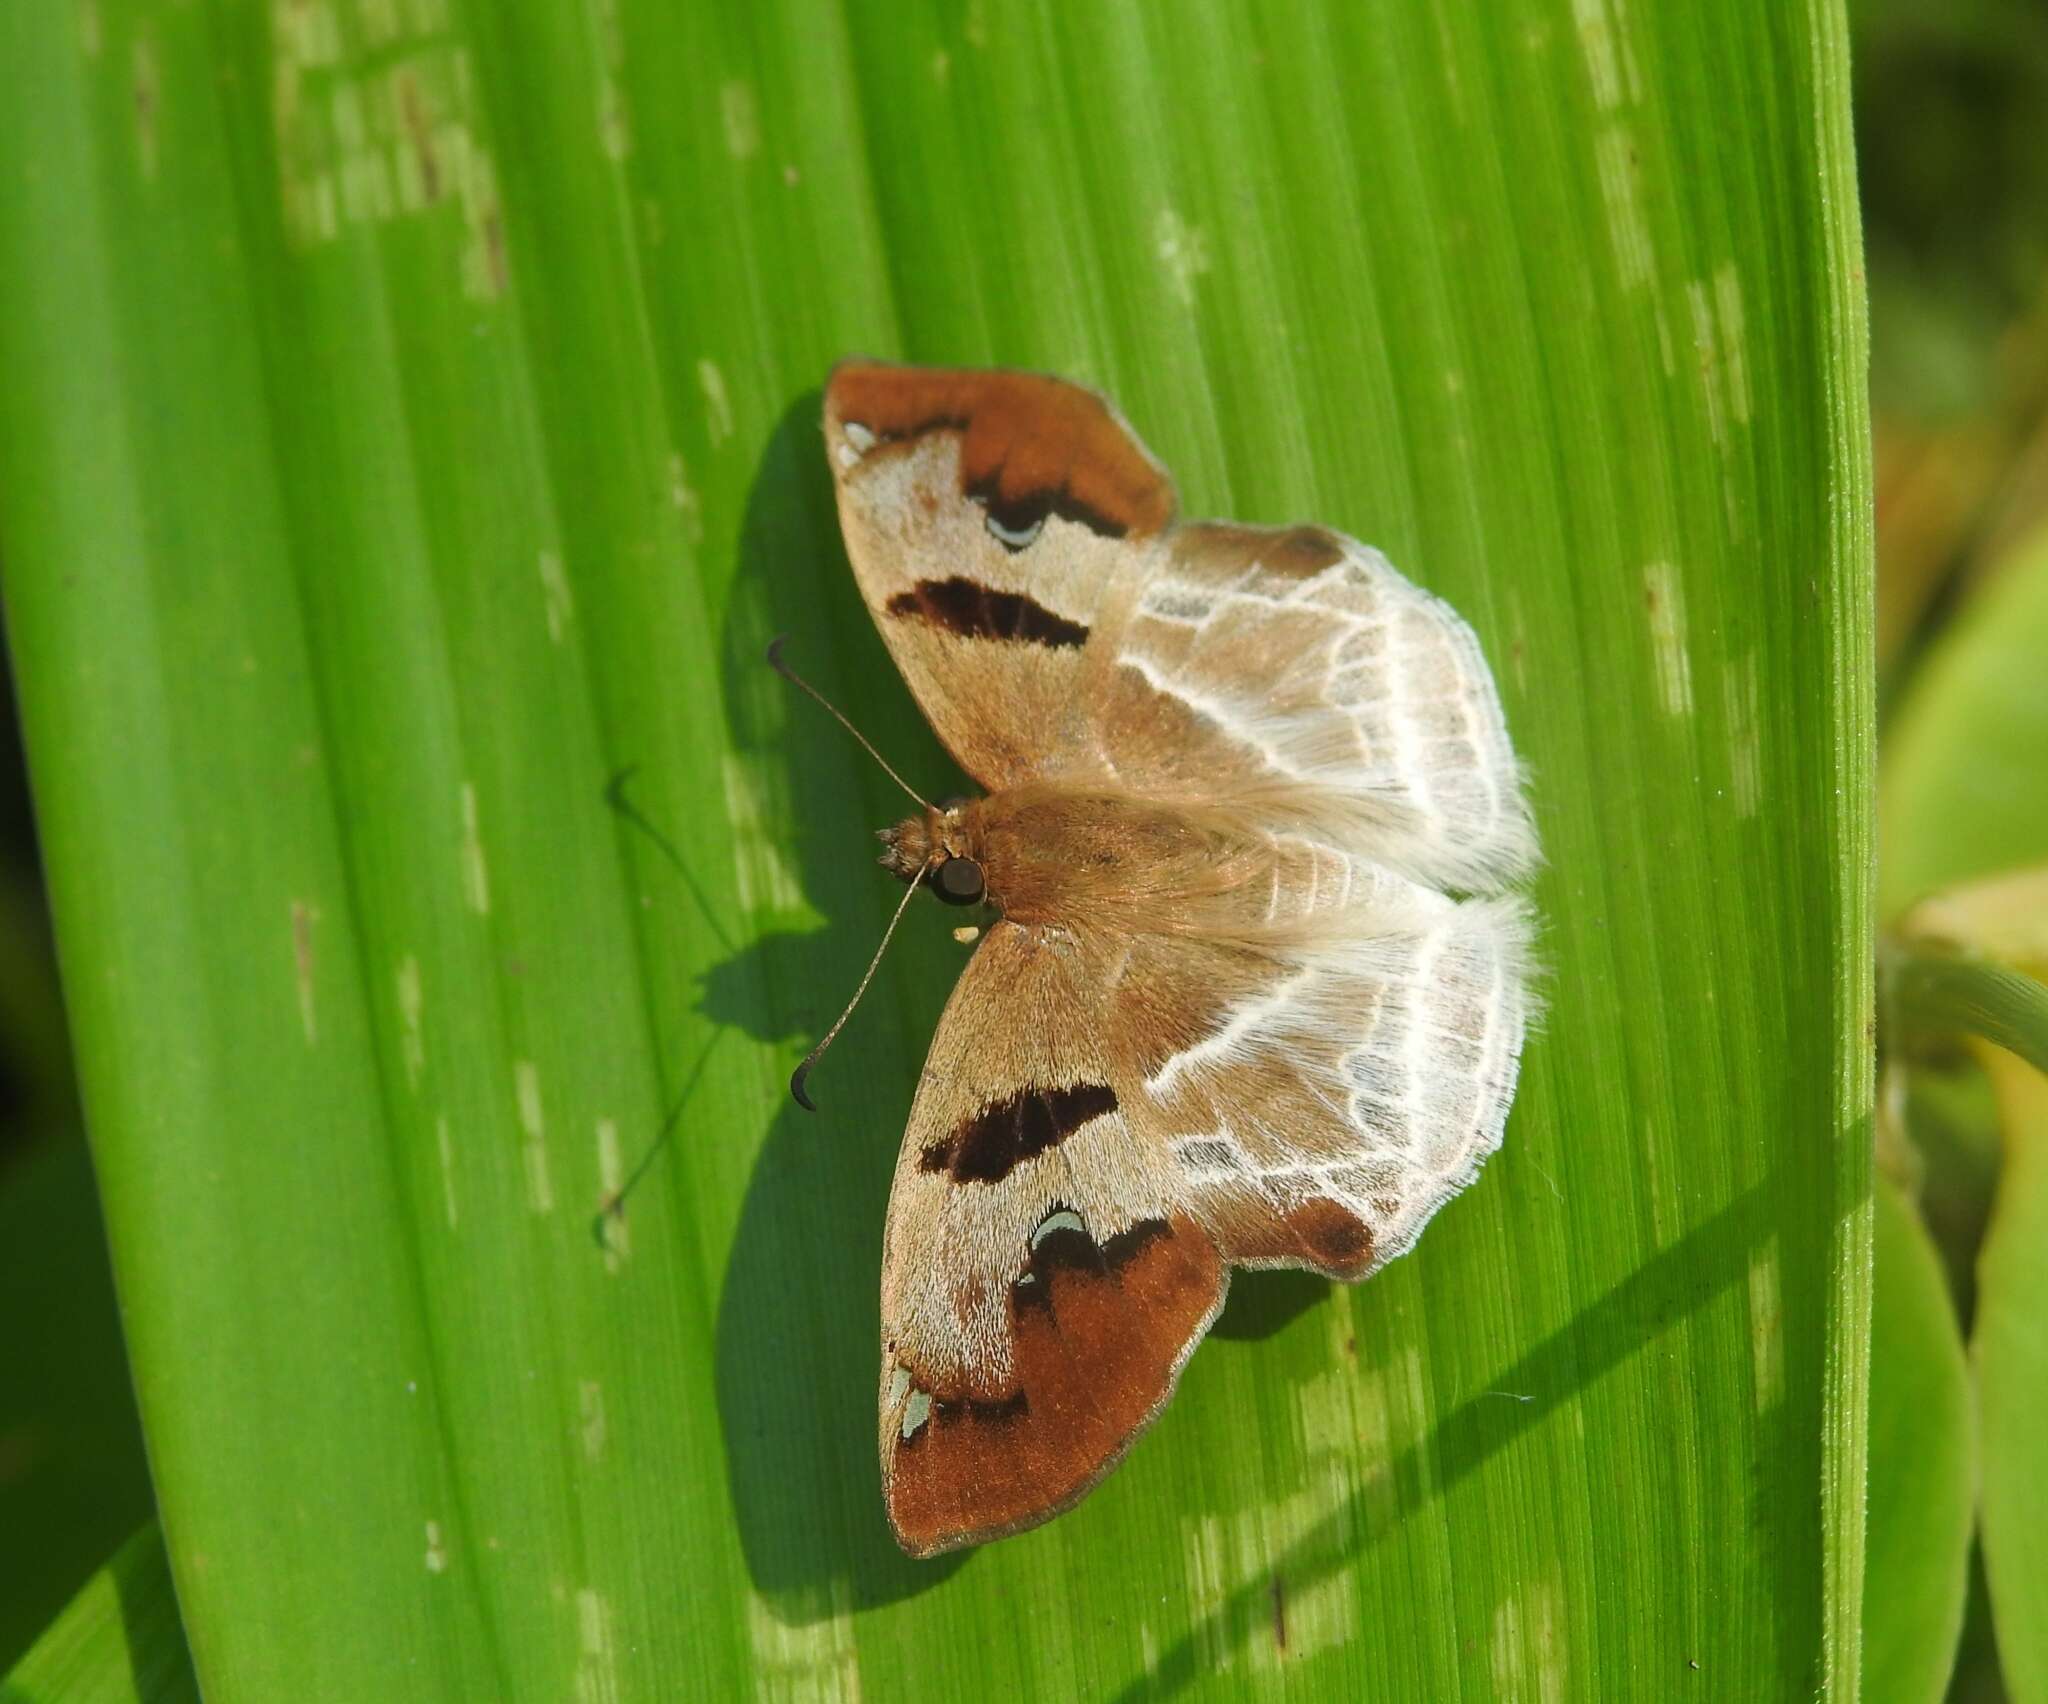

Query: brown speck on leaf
left=290, top=899, right=318, bottom=1041
left=1270, top=1574, right=1288, bottom=1654
left=132, top=36, right=159, bottom=178
left=395, top=67, right=441, bottom=202
left=482, top=208, right=508, bottom=295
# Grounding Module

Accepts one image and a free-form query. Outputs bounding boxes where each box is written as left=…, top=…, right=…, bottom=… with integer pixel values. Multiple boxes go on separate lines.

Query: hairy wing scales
left=1111, top=885, right=1533, bottom=1276
left=1085, top=523, right=1535, bottom=893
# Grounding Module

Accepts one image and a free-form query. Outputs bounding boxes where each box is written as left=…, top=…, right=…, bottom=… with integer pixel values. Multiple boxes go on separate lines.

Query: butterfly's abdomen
left=970, top=786, right=1264, bottom=930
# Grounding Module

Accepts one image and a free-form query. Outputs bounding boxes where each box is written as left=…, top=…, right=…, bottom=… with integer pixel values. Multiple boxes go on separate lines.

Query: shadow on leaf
left=708, top=390, right=968, bottom=1613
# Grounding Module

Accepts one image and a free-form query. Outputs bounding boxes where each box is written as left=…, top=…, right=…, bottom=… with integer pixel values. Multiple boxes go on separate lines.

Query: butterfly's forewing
left=825, top=361, right=1175, bottom=790
left=877, top=919, right=1227, bottom=1557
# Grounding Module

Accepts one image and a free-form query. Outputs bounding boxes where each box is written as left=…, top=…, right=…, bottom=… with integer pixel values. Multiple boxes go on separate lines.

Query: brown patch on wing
left=918, top=1081, right=1118, bottom=1183
left=1201, top=1191, right=1380, bottom=1281
left=828, top=361, right=1175, bottom=540
left=1280, top=1199, right=1377, bottom=1276
left=885, top=1211, right=1225, bottom=1556
left=885, top=577, right=1090, bottom=648
left=1171, top=521, right=1347, bottom=584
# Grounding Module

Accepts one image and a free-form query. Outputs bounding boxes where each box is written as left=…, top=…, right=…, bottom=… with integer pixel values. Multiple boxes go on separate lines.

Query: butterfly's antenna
left=766, top=636, right=932, bottom=811
left=789, top=871, right=923, bottom=1111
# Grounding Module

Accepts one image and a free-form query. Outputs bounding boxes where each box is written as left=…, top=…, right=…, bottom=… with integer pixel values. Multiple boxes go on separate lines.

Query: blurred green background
left=0, top=0, right=2043, bottom=1694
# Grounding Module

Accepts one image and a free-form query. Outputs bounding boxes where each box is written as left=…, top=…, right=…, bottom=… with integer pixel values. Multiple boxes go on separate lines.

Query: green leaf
left=0, top=1, right=1871, bottom=1697
left=1880, top=460, right=2048, bottom=1704
left=0, top=1526, right=198, bottom=1704
left=1882, top=539, right=2048, bottom=1704
left=1974, top=1049, right=2048, bottom=1704
left=1881, top=525, right=2048, bottom=920
left=1863, top=1173, right=1974, bottom=1703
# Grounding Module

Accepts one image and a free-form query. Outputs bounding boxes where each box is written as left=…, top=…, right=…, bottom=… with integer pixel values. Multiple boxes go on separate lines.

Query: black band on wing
left=885, top=577, right=1089, bottom=648
left=963, top=471, right=1128, bottom=543
left=919, top=1082, right=1118, bottom=1183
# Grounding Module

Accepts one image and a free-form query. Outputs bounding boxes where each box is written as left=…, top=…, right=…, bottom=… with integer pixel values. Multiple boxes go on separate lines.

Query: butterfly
left=809, top=360, right=1537, bottom=1557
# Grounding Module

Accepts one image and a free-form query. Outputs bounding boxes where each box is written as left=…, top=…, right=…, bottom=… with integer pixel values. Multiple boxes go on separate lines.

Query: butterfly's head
left=878, top=798, right=988, bottom=907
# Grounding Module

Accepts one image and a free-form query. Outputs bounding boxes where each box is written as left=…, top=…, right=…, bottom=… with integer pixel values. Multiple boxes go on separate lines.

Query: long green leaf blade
left=0, top=1, right=1871, bottom=1697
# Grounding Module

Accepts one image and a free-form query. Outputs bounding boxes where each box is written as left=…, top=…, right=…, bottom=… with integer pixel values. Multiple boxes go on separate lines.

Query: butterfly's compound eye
left=933, top=857, right=986, bottom=906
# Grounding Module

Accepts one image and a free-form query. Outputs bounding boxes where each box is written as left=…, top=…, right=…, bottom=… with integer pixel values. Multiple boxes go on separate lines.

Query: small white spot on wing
left=1030, top=1208, right=1087, bottom=1248
left=983, top=510, right=1043, bottom=549
left=901, top=1389, right=932, bottom=1440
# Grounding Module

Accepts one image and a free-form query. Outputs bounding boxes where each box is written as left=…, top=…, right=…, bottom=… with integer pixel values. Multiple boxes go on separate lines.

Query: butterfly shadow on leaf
left=1208, top=1269, right=1331, bottom=1341
left=706, top=390, right=971, bottom=1614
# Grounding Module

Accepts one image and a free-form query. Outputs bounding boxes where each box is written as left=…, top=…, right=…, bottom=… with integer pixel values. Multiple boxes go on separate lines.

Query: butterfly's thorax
left=886, top=784, right=1279, bottom=935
